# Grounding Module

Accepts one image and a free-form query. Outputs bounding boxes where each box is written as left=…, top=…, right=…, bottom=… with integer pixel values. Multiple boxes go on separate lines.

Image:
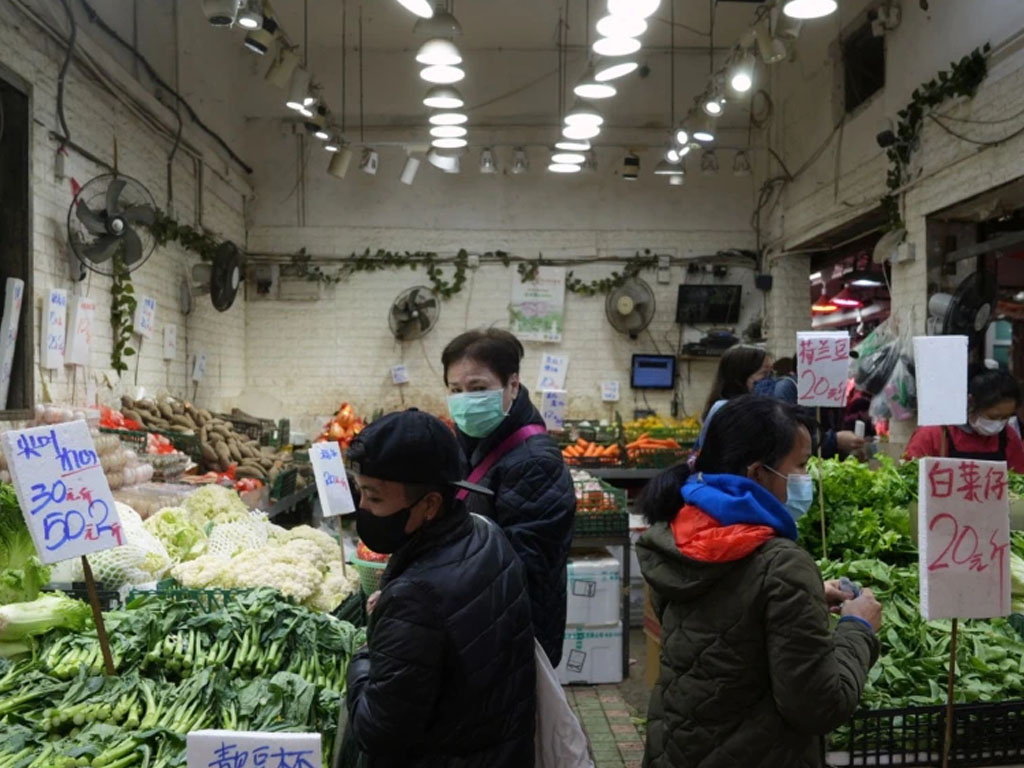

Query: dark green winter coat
left=638, top=523, right=879, bottom=768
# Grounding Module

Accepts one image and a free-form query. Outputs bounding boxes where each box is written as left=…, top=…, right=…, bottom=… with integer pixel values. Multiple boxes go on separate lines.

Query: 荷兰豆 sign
left=918, top=456, right=1011, bottom=620
left=0, top=420, right=122, bottom=564
left=796, top=331, right=850, bottom=408
left=309, top=442, right=356, bottom=518
left=186, top=731, right=321, bottom=768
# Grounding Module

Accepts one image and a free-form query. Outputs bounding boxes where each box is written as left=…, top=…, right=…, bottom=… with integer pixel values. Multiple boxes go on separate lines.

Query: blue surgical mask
left=752, top=377, right=776, bottom=397
left=766, top=466, right=814, bottom=520
left=447, top=389, right=507, bottom=438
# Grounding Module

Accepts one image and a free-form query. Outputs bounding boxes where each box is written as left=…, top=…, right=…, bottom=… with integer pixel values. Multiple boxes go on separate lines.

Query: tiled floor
left=565, top=685, right=646, bottom=768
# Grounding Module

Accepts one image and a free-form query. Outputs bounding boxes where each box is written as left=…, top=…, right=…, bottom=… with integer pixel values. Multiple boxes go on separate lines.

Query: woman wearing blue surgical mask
left=906, top=365, right=1024, bottom=472
left=637, top=395, right=882, bottom=768
left=441, top=329, right=576, bottom=667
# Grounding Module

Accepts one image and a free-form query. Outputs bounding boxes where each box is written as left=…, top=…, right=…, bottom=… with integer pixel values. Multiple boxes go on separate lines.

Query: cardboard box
left=566, top=553, right=621, bottom=626
left=557, top=622, right=624, bottom=685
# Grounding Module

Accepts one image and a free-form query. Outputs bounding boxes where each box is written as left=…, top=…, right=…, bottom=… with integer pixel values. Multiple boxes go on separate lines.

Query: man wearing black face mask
left=342, top=409, right=536, bottom=768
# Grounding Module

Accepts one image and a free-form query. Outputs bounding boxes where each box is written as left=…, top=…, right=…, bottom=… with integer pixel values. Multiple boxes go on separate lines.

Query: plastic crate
left=47, top=581, right=121, bottom=611
left=575, top=510, right=628, bottom=538
left=226, top=418, right=263, bottom=442
left=101, top=427, right=147, bottom=454
left=351, top=556, right=387, bottom=596
left=564, top=454, right=626, bottom=469
left=832, top=700, right=1024, bottom=767
left=99, top=427, right=202, bottom=467
left=271, top=467, right=298, bottom=500
left=574, top=478, right=627, bottom=516
left=125, top=580, right=256, bottom=612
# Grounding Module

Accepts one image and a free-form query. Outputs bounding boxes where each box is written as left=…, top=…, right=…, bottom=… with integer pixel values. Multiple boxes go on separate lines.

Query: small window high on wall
left=842, top=20, right=885, bottom=114
left=0, top=68, right=33, bottom=415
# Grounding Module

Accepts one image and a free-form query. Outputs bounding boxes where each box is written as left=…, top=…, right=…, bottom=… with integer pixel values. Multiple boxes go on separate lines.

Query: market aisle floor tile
left=566, top=684, right=646, bottom=768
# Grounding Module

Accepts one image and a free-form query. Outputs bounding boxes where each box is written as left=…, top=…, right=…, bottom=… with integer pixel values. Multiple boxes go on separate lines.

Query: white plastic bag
left=535, top=639, right=595, bottom=768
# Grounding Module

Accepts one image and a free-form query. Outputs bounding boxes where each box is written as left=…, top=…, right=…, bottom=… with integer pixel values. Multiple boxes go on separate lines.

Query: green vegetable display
left=0, top=588, right=365, bottom=767
left=0, top=484, right=51, bottom=605
left=0, top=594, right=91, bottom=643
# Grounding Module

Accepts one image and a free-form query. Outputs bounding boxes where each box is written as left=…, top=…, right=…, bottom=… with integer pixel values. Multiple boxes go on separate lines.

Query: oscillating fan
left=389, top=286, right=440, bottom=341
left=605, top=278, right=656, bottom=339
left=927, top=270, right=998, bottom=350
left=67, top=174, right=157, bottom=276
left=190, top=242, right=243, bottom=312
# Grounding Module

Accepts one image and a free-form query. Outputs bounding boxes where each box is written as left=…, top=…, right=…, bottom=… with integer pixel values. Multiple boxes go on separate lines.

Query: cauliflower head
left=183, top=484, right=249, bottom=526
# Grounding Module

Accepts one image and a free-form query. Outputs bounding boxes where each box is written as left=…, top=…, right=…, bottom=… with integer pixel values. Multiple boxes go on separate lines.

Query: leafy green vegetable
left=0, top=593, right=92, bottom=640
left=143, top=506, right=207, bottom=562
left=0, top=482, right=51, bottom=605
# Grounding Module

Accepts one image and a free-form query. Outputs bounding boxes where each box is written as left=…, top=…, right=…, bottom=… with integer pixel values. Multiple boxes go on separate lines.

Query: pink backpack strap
left=456, top=424, right=547, bottom=501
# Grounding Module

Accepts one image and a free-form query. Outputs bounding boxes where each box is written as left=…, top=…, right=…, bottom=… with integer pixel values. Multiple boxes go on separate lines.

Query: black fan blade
left=76, top=202, right=108, bottom=236
left=81, top=235, right=120, bottom=264
left=105, top=178, right=127, bottom=216
left=419, top=312, right=432, bottom=331
left=121, top=228, right=144, bottom=266
left=418, top=297, right=438, bottom=310
left=408, top=288, right=421, bottom=305
left=123, top=205, right=155, bottom=226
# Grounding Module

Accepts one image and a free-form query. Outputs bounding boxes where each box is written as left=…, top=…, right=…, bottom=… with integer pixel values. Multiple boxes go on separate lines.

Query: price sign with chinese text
left=601, top=381, right=620, bottom=403
left=541, top=390, right=568, bottom=431
left=66, top=296, right=96, bottom=367
left=536, top=353, right=569, bottom=391
left=187, top=730, right=321, bottom=768
left=391, top=364, right=410, bottom=385
left=918, top=457, right=1011, bottom=620
left=163, top=325, right=177, bottom=361
left=913, top=335, right=968, bottom=426
left=0, top=420, right=122, bottom=564
left=310, top=442, right=356, bottom=518
left=796, top=332, right=850, bottom=408
left=133, top=296, right=157, bottom=339
left=41, top=289, right=68, bottom=370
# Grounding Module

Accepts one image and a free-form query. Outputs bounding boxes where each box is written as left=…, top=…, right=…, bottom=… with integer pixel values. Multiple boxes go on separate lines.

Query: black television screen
left=631, top=354, right=676, bottom=390
left=675, top=284, right=743, bottom=325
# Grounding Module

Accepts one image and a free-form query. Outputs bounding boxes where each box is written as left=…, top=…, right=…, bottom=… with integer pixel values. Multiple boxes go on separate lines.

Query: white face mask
left=971, top=416, right=1009, bottom=436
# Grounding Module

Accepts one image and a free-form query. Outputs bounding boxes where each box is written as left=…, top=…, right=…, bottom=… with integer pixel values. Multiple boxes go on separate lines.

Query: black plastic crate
left=47, top=581, right=121, bottom=611
left=832, top=700, right=1024, bottom=767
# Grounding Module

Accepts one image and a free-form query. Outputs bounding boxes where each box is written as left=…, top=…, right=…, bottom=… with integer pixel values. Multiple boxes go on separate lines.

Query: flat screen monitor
left=675, top=284, right=743, bottom=325
left=631, top=354, right=676, bottom=390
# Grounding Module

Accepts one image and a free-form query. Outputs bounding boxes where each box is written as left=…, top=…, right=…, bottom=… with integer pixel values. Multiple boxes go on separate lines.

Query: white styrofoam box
left=567, top=553, right=621, bottom=626
left=557, top=622, right=624, bottom=685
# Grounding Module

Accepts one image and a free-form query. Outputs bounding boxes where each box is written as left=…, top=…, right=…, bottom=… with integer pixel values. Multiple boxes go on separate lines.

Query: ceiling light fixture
left=327, top=145, right=353, bottom=178
left=733, top=150, right=752, bottom=176
left=430, top=125, right=468, bottom=138
left=244, top=5, right=278, bottom=53
left=202, top=0, right=239, bottom=26
left=426, top=147, right=461, bottom=172
left=564, top=101, right=604, bottom=127
left=595, top=14, right=648, bottom=39
left=594, top=56, right=638, bottom=81
left=548, top=163, right=582, bottom=174
left=754, top=16, right=788, bottom=63
left=285, top=68, right=312, bottom=110
left=423, top=85, right=464, bottom=109
left=675, top=126, right=689, bottom=145
left=479, top=148, right=497, bottom=173
left=420, top=64, right=465, bottom=84
left=416, top=38, right=462, bottom=66
left=831, top=287, right=863, bottom=308
left=701, top=149, right=719, bottom=175
left=265, top=44, right=298, bottom=87
left=692, top=113, right=716, bottom=143
left=666, top=146, right=681, bottom=163
left=306, top=105, right=329, bottom=137
left=622, top=153, right=640, bottom=181
left=432, top=137, right=468, bottom=149
left=512, top=147, right=529, bottom=174
left=669, top=173, right=684, bottom=186
left=360, top=148, right=380, bottom=175
left=400, top=155, right=421, bottom=185
left=562, top=123, right=602, bottom=140
left=783, top=0, right=838, bottom=19
left=236, top=0, right=263, bottom=29
left=556, top=139, right=591, bottom=151
left=551, top=152, right=586, bottom=164
left=395, top=0, right=434, bottom=18
left=324, top=135, right=342, bottom=152
left=607, top=0, right=661, bottom=19
left=413, top=1, right=462, bottom=36
left=654, top=159, right=683, bottom=176
left=574, top=66, right=618, bottom=99
left=729, top=52, right=755, bottom=93
left=593, top=37, right=642, bottom=57
left=429, top=111, right=468, bottom=125
left=702, top=89, right=725, bottom=116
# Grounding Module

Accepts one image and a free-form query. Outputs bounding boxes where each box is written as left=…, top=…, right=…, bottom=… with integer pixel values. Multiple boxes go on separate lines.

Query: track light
left=236, top=0, right=262, bottom=29
left=203, top=0, right=239, bottom=26
left=479, top=148, right=497, bottom=173
left=430, top=125, right=468, bottom=138
left=432, top=137, right=467, bottom=149
left=427, top=148, right=461, bottom=172
left=400, top=155, right=421, bottom=185
left=701, top=150, right=719, bottom=175
left=563, top=124, right=601, bottom=140
left=607, top=0, right=661, bottom=19
left=622, top=153, right=640, bottom=181
left=244, top=3, right=278, bottom=53
left=574, top=66, right=617, bottom=99
left=512, top=148, right=529, bottom=174
left=395, top=0, right=434, bottom=18
left=564, top=101, right=604, bottom=127
left=675, top=126, right=689, bottom=145
left=265, top=44, right=299, bottom=87
left=416, top=39, right=462, bottom=66
left=774, top=8, right=804, bottom=39
left=754, top=17, right=788, bottom=64
left=783, top=0, right=837, bottom=19
left=556, top=139, right=591, bottom=152
left=594, top=56, right=638, bottom=81
left=654, top=159, right=684, bottom=177
left=423, top=86, right=464, bottom=109
left=702, top=87, right=725, bottom=116
left=429, top=111, right=468, bottom=125
left=593, top=37, right=642, bottom=57
left=285, top=68, right=312, bottom=110
left=305, top=105, right=329, bottom=136
left=548, top=162, right=582, bottom=174
left=420, top=65, right=465, bottom=84
left=693, top=113, right=716, bottom=143
left=327, top=145, right=353, bottom=178
left=730, top=52, right=755, bottom=93
left=733, top=150, right=752, bottom=176
left=552, top=152, right=586, bottom=164
left=360, top=148, right=380, bottom=175
left=666, top=146, right=681, bottom=163
left=324, top=134, right=342, bottom=152
left=413, top=1, right=462, bottom=36
left=596, top=15, right=648, bottom=39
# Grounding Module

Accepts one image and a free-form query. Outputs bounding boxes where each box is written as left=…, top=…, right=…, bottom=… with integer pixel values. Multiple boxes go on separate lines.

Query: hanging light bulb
left=203, top=0, right=239, bottom=26
left=563, top=123, right=601, bottom=140
left=430, top=125, right=468, bottom=138
left=548, top=162, right=582, bottom=174
left=394, top=0, right=434, bottom=18
left=675, top=126, right=689, bottom=145
left=427, top=148, right=461, bottom=172
left=654, top=159, right=684, bottom=176
left=574, top=66, right=617, bottom=99
left=324, top=134, right=342, bottom=152
left=432, top=137, right=468, bottom=149
left=556, top=139, right=591, bottom=152
left=420, top=64, right=465, bottom=84
left=327, top=144, right=353, bottom=178
left=244, top=5, right=278, bottom=54
left=564, top=101, right=604, bottom=127
left=512, top=147, right=529, bottom=174
left=285, top=68, right=312, bottom=110
left=236, top=0, right=263, bottom=29
left=429, top=111, right=468, bottom=125
left=666, top=146, right=681, bottom=163
left=593, top=37, right=642, bottom=57
left=416, top=39, right=462, bottom=66
left=594, top=56, right=638, bottom=81
left=702, top=87, right=725, bottom=116
left=693, top=113, right=716, bottom=143
left=423, top=85, right=464, bottom=109
left=783, top=0, right=837, bottom=19
left=701, top=149, right=719, bottom=175
left=551, top=152, right=587, bottom=165
left=413, top=1, right=462, bottom=36
left=595, top=15, right=648, bottom=39
left=607, top=0, right=661, bottom=19
left=729, top=51, right=755, bottom=93
left=733, top=150, right=752, bottom=176
left=479, top=148, right=497, bottom=173
left=400, top=155, right=421, bottom=185
left=306, top=105, right=330, bottom=138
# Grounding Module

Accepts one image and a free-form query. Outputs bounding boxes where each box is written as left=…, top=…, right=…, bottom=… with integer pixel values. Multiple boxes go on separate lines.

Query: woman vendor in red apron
left=905, top=365, right=1024, bottom=471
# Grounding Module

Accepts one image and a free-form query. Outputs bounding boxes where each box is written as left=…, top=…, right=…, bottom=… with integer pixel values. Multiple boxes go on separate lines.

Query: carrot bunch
left=626, top=434, right=683, bottom=461
left=562, top=438, right=621, bottom=463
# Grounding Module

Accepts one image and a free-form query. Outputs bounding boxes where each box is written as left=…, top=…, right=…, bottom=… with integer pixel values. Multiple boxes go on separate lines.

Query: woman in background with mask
left=905, top=365, right=1024, bottom=471
left=638, top=395, right=882, bottom=768
left=441, top=329, right=576, bottom=666
left=692, top=345, right=774, bottom=453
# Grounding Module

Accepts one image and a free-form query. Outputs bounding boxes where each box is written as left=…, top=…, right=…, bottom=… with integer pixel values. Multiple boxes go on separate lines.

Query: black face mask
left=356, top=498, right=422, bottom=555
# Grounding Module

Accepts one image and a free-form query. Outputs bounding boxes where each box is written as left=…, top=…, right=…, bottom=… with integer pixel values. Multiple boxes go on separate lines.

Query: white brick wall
left=0, top=2, right=249, bottom=416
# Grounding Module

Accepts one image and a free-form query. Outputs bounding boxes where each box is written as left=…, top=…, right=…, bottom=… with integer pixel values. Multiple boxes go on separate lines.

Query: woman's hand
left=841, top=588, right=883, bottom=632
left=823, top=579, right=855, bottom=613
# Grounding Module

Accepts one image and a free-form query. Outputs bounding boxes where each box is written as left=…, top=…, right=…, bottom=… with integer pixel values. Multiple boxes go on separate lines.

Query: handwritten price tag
left=541, top=390, right=568, bottom=431
left=187, top=731, right=321, bottom=768
left=41, top=288, right=68, bottom=370
left=536, top=353, right=569, bottom=391
left=192, top=353, right=207, bottom=382
left=163, top=325, right=177, bottom=361
left=0, top=278, right=25, bottom=408
left=601, top=381, right=620, bottom=403
left=65, top=296, right=96, bottom=367
left=391, top=364, right=410, bottom=385
left=134, top=296, right=157, bottom=339
left=0, top=420, right=122, bottom=565
left=796, top=331, right=850, bottom=408
left=309, top=442, right=356, bottom=518
left=918, top=457, right=1011, bottom=620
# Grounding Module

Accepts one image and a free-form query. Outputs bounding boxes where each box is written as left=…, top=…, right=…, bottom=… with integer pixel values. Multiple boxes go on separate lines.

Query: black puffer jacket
left=346, top=509, right=536, bottom=768
left=459, top=386, right=576, bottom=666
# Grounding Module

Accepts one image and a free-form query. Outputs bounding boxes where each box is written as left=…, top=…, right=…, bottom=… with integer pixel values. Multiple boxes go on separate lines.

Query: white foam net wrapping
left=204, top=512, right=270, bottom=559
left=68, top=502, right=172, bottom=588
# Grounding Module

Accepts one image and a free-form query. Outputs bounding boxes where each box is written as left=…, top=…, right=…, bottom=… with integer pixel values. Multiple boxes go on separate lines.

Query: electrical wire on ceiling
left=55, top=0, right=76, bottom=152
left=359, top=4, right=365, bottom=143
left=927, top=112, right=1024, bottom=147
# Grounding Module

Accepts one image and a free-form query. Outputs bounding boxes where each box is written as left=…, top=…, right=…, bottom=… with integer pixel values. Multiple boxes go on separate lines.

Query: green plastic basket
left=125, top=580, right=256, bottom=612
left=351, top=555, right=387, bottom=596
left=575, top=510, right=628, bottom=538
left=100, top=427, right=202, bottom=467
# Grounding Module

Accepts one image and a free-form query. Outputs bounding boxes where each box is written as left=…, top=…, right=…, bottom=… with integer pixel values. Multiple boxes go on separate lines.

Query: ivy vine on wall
left=110, top=257, right=138, bottom=374
left=882, top=44, right=991, bottom=230
left=518, top=250, right=659, bottom=296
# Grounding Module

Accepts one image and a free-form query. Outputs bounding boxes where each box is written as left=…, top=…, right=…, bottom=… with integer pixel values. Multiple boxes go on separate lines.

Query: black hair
left=772, top=356, right=796, bottom=377
left=968, top=364, right=1022, bottom=413
left=403, top=481, right=455, bottom=512
left=703, top=345, right=769, bottom=418
left=441, top=329, right=525, bottom=386
left=637, top=395, right=817, bottom=525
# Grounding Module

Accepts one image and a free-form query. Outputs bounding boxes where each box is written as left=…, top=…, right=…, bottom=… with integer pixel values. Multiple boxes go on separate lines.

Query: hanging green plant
left=517, top=250, right=659, bottom=296
left=148, top=210, right=223, bottom=262
left=110, top=256, right=137, bottom=374
left=882, top=44, right=990, bottom=230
